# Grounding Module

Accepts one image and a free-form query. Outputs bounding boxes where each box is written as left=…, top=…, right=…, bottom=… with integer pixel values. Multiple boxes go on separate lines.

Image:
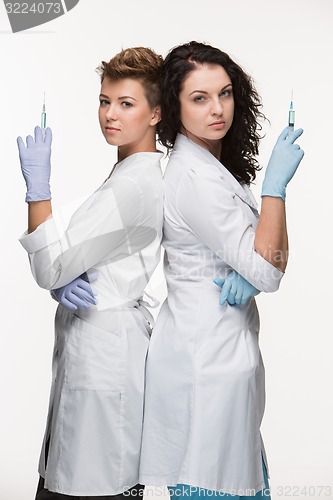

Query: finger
left=67, top=292, right=90, bottom=309
left=17, top=136, right=25, bottom=152
left=34, top=126, right=43, bottom=143
left=277, top=126, right=290, bottom=142
left=227, top=291, right=236, bottom=305
left=83, top=294, right=97, bottom=305
left=228, top=279, right=238, bottom=305
left=61, top=297, right=78, bottom=311
left=213, top=277, right=226, bottom=288
left=26, top=135, right=34, bottom=147
left=75, top=285, right=97, bottom=304
left=76, top=279, right=94, bottom=293
left=44, top=127, right=52, bottom=146
left=286, top=127, right=303, bottom=144
left=220, top=279, right=232, bottom=306
left=76, top=279, right=98, bottom=299
left=234, top=286, right=244, bottom=304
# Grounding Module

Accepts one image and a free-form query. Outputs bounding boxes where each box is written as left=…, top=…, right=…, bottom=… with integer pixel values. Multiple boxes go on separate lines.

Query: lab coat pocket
left=242, top=303, right=260, bottom=371
left=243, top=329, right=260, bottom=371
left=194, top=287, right=227, bottom=351
left=65, top=317, right=122, bottom=391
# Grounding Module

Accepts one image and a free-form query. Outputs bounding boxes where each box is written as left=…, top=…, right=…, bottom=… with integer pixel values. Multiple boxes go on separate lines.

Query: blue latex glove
left=17, top=126, right=52, bottom=203
left=51, top=272, right=98, bottom=311
left=213, top=272, right=260, bottom=306
left=261, top=127, right=304, bottom=201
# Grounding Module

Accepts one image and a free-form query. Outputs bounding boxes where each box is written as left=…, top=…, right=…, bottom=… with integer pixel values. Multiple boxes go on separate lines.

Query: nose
left=105, top=103, right=118, bottom=121
left=211, top=97, right=223, bottom=116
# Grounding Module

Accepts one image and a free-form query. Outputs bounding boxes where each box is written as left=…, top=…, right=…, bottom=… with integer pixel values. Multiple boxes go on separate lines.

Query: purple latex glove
left=213, top=271, right=260, bottom=306
left=51, top=272, right=98, bottom=311
left=17, top=126, right=52, bottom=203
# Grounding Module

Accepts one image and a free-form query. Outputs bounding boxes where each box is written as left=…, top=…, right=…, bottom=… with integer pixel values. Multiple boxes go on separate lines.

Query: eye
left=193, top=96, right=205, bottom=103
left=121, top=101, right=133, bottom=108
left=220, top=88, right=232, bottom=97
left=99, top=99, right=109, bottom=106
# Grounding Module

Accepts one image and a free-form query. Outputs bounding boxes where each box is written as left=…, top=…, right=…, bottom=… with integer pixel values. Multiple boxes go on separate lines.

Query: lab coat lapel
left=175, top=134, right=258, bottom=211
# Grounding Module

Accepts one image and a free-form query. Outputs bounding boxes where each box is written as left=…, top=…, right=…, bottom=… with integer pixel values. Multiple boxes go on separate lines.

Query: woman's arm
left=18, top=128, right=161, bottom=292
left=17, top=126, right=53, bottom=233
left=254, top=197, right=288, bottom=272
left=20, top=174, right=158, bottom=290
left=28, top=201, right=52, bottom=233
left=255, top=126, right=304, bottom=272
left=17, top=126, right=52, bottom=205
left=176, top=127, right=304, bottom=292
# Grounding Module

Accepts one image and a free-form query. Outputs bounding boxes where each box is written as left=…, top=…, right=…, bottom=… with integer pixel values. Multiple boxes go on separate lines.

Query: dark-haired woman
left=139, top=42, right=304, bottom=499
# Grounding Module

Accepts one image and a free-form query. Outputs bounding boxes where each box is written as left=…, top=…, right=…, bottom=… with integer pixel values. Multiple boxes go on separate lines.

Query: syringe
left=41, top=92, right=46, bottom=137
left=288, top=90, right=295, bottom=134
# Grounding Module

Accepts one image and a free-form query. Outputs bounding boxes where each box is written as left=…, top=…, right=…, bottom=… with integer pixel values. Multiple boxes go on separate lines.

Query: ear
left=150, top=105, right=161, bottom=126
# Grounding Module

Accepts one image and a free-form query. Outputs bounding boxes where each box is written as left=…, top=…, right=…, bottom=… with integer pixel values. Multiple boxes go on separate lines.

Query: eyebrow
left=189, top=83, right=232, bottom=96
left=99, top=93, right=138, bottom=101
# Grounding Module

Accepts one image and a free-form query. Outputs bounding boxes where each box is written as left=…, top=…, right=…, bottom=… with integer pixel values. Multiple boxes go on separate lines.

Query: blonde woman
left=18, top=47, right=163, bottom=499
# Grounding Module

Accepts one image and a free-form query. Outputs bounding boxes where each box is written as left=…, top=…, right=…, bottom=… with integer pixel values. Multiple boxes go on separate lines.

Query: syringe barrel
left=41, top=112, right=46, bottom=129
left=288, top=109, right=295, bottom=127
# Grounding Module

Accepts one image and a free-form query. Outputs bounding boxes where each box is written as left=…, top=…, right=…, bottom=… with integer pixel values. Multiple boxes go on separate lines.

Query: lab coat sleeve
left=176, top=167, right=284, bottom=293
left=19, top=175, right=157, bottom=290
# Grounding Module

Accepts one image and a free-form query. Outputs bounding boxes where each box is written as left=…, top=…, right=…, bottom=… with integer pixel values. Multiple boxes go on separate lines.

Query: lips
left=209, top=121, right=225, bottom=126
left=105, top=126, right=120, bottom=131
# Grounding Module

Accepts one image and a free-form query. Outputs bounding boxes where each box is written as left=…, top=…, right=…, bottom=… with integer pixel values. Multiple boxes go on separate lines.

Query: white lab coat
left=139, top=135, right=284, bottom=495
left=19, top=151, right=163, bottom=496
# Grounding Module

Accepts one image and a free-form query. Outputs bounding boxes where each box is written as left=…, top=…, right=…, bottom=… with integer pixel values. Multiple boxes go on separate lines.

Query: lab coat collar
left=115, top=150, right=164, bottom=171
left=174, top=133, right=258, bottom=210
left=117, top=150, right=164, bottom=166
left=105, top=151, right=164, bottom=183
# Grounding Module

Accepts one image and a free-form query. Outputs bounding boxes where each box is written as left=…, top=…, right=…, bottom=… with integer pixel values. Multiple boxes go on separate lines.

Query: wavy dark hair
left=158, top=41, right=266, bottom=184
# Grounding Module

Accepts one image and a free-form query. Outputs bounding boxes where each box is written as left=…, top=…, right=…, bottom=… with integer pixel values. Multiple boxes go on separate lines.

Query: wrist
left=25, top=184, right=52, bottom=203
left=261, top=176, right=286, bottom=201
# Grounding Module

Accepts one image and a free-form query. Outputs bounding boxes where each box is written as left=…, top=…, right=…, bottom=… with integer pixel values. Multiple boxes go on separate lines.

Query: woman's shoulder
left=166, top=151, right=221, bottom=186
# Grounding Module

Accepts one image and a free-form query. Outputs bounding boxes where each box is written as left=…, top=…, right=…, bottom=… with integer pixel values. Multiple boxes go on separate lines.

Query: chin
left=213, top=131, right=228, bottom=140
left=104, top=136, right=119, bottom=146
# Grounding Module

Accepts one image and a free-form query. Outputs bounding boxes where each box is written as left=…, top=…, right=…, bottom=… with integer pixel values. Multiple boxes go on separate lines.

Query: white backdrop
left=0, top=0, right=332, bottom=499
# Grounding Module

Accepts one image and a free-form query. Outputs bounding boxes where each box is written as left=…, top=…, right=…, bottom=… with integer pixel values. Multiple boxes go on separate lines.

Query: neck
left=117, top=136, right=157, bottom=162
left=181, top=129, right=222, bottom=159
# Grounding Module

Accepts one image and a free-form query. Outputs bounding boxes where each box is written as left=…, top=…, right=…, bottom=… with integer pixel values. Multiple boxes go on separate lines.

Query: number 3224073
left=5, top=3, right=61, bottom=14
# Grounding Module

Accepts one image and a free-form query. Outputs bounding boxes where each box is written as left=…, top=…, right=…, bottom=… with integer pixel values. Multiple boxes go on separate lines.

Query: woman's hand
left=213, top=271, right=260, bottom=306
left=261, top=127, right=304, bottom=201
left=51, top=272, right=98, bottom=311
left=17, top=126, right=52, bottom=203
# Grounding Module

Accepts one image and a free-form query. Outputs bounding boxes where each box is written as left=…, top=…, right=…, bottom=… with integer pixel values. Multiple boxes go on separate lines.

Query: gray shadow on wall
left=4, top=0, right=80, bottom=33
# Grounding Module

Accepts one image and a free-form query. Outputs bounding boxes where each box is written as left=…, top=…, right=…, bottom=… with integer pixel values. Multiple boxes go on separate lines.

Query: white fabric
left=139, top=135, right=284, bottom=495
left=19, top=151, right=163, bottom=496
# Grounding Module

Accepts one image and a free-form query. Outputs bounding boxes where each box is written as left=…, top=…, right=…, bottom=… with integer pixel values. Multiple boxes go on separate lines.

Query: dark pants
left=35, top=477, right=145, bottom=500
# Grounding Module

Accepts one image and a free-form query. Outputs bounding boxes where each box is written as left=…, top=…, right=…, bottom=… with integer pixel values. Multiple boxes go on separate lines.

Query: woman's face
left=99, top=77, right=160, bottom=159
left=179, top=63, right=234, bottom=156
